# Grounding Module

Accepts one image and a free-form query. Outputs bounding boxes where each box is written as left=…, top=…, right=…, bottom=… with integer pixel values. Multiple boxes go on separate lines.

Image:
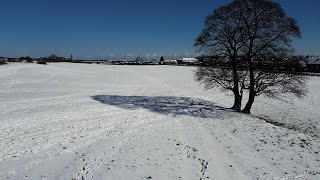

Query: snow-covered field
left=0, top=63, right=319, bottom=180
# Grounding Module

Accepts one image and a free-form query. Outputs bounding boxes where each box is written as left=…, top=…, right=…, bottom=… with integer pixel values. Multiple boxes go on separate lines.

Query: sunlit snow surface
left=0, top=63, right=319, bottom=180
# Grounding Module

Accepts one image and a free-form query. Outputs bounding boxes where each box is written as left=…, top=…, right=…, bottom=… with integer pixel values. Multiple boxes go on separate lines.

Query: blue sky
left=1, top=0, right=319, bottom=59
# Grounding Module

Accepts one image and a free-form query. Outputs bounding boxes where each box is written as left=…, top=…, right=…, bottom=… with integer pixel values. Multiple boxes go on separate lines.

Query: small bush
left=37, top=60, right=47, bottom=65
left=0, top=59, right=7, bottom=65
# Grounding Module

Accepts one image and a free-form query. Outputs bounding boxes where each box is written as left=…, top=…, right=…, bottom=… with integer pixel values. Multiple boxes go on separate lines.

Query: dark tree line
left=14, top=55, right=70, bottom=63
left=19, top=56, right=33, bottom=63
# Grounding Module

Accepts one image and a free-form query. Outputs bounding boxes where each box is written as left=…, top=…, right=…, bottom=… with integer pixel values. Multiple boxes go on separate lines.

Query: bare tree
left=233, top=0, right=305, bottom=113
left=195, top=0, right=308, bottom=114
left=194, top=1, right=248, bottom=112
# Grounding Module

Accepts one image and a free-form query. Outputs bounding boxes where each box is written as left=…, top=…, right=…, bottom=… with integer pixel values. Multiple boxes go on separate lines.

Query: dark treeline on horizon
left=1, top=53, right=319, bottom=73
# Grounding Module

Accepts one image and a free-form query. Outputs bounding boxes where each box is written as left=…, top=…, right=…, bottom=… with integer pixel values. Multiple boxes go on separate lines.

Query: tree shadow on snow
left=91, top=95, right=236, bottom=119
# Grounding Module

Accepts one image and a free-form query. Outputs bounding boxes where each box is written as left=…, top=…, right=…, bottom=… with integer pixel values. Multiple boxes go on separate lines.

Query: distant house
left=163, top=59, right=177, bottom=65
left=7, top=58, right=19, bottom=62
left=200, top=56, right=230, bottom=66
left=125, top=61, right=142, bottom=65
left=307, top=57, right=320, bottom=72
left=109, top=60, right=125, bottom=65
left=142, top=60, right=157, bottom=65
left=177, top=58, right=199, bottom=65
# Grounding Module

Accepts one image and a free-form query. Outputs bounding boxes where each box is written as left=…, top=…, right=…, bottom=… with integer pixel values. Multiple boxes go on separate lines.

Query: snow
left=0, top=63, right=319, bottom=180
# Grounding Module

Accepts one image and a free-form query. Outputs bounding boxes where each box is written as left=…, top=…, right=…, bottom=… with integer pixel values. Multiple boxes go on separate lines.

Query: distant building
left=7, top=57, right=19, bottom=62
left=307, top=57, right=320, bottom=72
left=142, top=60, right=157, bottom=65
left=177, top=58, right=199, bottom=65
left=163, top=59, right=177, bottom=65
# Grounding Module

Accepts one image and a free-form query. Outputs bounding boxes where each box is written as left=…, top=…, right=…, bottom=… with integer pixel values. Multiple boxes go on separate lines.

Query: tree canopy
left=194, top=0, right=307, bottom=114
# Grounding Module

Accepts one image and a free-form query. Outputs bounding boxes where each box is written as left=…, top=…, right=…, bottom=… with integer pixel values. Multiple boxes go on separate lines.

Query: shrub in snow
left=37, top=60, right=47, bottom=65
left=0, top=59, right=6, bottom=65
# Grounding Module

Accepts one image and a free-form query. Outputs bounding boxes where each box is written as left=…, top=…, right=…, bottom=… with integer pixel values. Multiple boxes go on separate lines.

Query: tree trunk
left=231, top=57, right=242, bottom=112
left=242, top=65, right=255, bottom=114
left=231, top=91, right=242, bottom=112
left=242, top=90, right=254, bottom=114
